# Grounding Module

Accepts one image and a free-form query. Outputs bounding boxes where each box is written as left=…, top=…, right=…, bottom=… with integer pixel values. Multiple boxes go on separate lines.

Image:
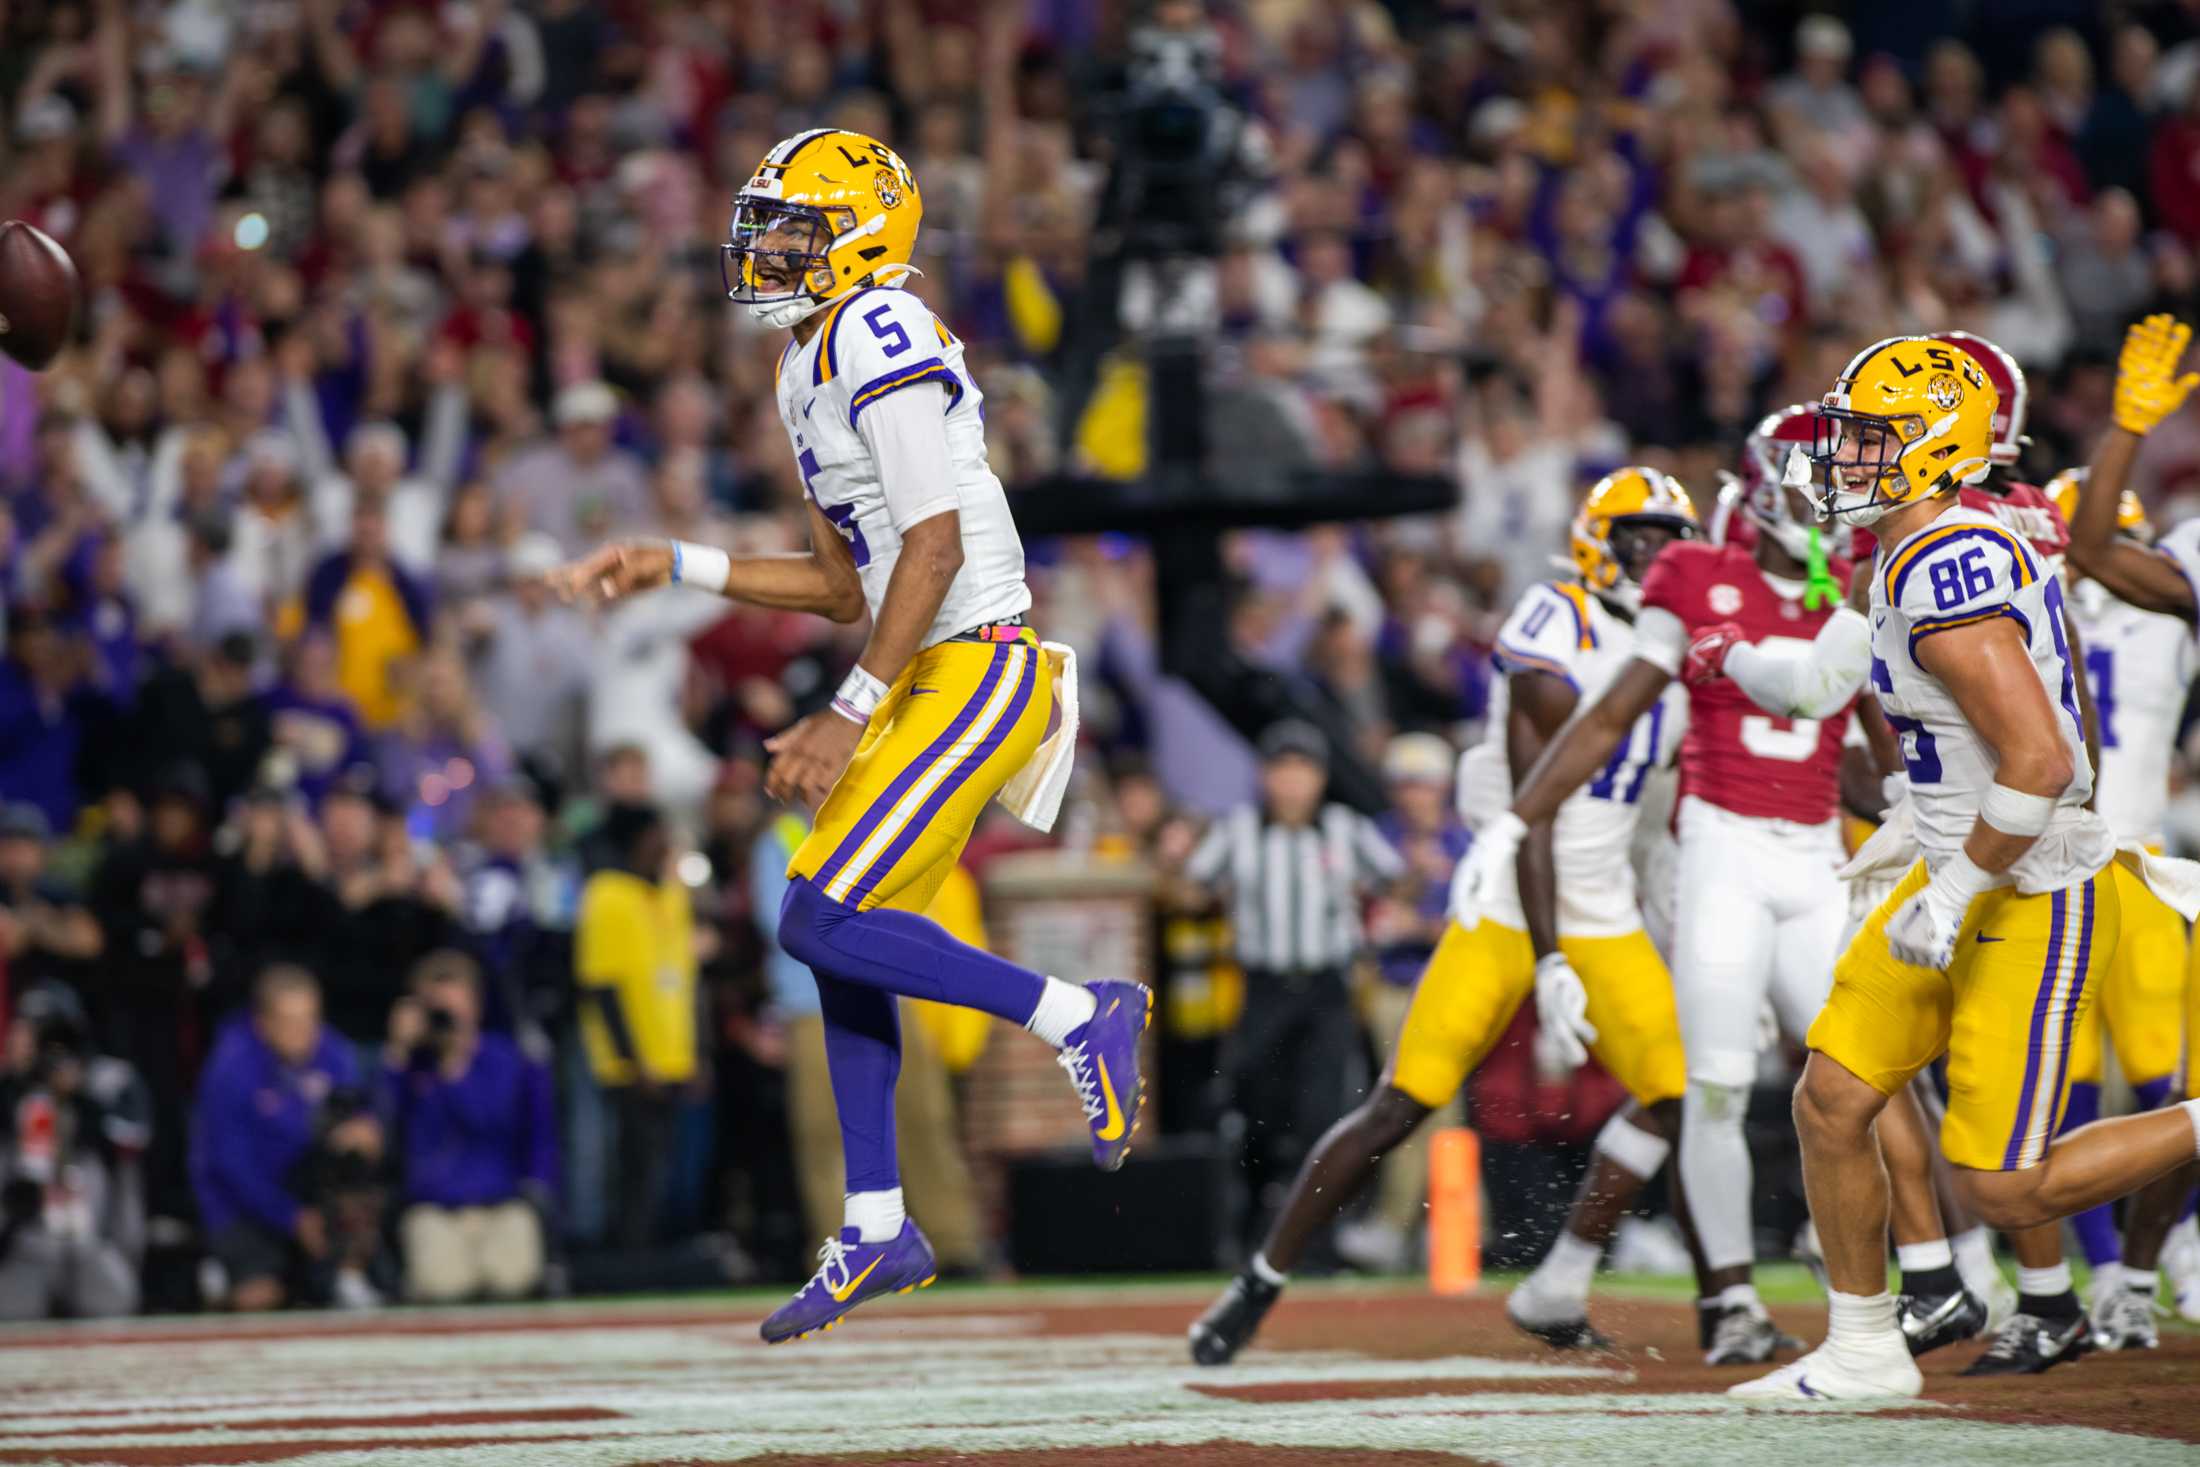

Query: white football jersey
left=772, top=286, right=1030, bottom=646
left=1455, top=579, right=1689, bottom=936
left=2070, top=577, right=2195, bottom=847
left=1867, top=507, right=2113, bottom=892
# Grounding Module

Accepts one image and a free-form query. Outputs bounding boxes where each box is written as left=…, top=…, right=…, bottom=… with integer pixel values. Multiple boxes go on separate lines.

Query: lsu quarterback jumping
left=1488, top=412, right=1871, bottom=1368
left=1185, top=468, right=1705, bottom=1368
left=1707, top=333, right=2200, bottom=1402
left=549, top=130, right=1150, bottom=1343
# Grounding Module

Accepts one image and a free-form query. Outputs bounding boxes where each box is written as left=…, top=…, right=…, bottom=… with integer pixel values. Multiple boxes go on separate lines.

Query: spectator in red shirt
left=2151, top=86, right=2200, bottom=248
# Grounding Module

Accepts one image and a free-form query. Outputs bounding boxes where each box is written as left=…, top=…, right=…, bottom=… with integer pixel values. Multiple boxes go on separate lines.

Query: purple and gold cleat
left=759, top=1222, right=936, bottom=1344
left=1059, top=980, right=1152, bottom=1171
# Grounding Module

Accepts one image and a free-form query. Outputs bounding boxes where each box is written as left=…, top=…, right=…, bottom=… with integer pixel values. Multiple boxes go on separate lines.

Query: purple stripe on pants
left=2003, top=886, right=2069, bottom=1170
left=813, top=645, right=1010, bottom=893
left=846, top=648, right=1038, bottom=906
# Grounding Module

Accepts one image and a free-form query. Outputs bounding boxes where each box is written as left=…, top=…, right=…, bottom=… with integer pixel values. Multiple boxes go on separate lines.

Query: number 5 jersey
left=1633, top=538, right=1856, bottom=827
left=772, top=285, right=1031, bottom=645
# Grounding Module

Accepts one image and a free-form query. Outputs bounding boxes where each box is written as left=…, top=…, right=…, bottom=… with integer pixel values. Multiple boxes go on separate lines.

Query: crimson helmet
left=1933, top=331, right=2027, bottom=467
left=1737, top=403, right=1819, bottom=560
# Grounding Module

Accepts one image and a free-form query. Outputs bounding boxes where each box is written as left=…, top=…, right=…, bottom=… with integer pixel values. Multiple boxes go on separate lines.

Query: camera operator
left=379, top=949, right=555, bottom=1303
left=0, top=983, right=148, bottom=1319
left=189, top=965, right=387, bottom=1310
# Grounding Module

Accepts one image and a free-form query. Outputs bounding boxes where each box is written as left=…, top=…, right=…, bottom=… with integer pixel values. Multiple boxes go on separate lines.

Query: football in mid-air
left=0, top=219, right=81, bottom=371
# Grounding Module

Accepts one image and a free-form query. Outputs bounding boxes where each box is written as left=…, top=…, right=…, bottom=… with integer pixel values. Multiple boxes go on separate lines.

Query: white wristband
left=1934, top=845, right=1995, bottom=903
left=669, top=539, right=730, bottom=593
left=1981, top=782, right=2054, bottom=837
left=830, top=666, right=889, bottom=726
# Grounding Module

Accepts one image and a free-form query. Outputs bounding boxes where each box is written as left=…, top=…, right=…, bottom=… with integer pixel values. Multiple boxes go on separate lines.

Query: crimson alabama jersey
left=1850, top=481, right=2070, bottom=567
left=1639, top=541, right=1855, bottom=825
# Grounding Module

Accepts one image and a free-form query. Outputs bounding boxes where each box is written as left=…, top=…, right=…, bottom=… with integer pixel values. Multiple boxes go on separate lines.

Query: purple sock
left=816, top=973, right=903, bottom=1194
left=2056, top=1082, right=2121, bottom=1266
left=780, top=877, right=1047, bottom=1024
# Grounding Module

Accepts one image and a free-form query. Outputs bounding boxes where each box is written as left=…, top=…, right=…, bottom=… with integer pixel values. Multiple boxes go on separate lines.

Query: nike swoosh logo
left=830, top=1256, right=883, bottom=1302
left=1095, top=1054, right=1125, bottom=1141
left=1976, top=932, right=2004, bottom=944
left=1795, top=1375, right=1821, bottom=1398
left=908, top=686, right=939, bottom=697
left=804, top=398, right=816, bottom=419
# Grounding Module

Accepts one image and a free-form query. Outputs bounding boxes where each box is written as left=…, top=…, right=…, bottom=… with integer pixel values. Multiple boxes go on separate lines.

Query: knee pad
left=1686, top=1049, right=1758, bottom=1125
left=1686, top=1078, right=1751, bottom=1127
left=777, top=876, right=851, bottom=971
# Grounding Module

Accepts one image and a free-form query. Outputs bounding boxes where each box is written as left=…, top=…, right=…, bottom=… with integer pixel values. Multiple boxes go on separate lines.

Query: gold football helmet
left=2045, top=466, right=2149, bottom=540
left=1810, top=336, right=1998, bottom=525
left=1570, top=466, right=1698, bottom=610
left=723, top=129, right=922, bottom=329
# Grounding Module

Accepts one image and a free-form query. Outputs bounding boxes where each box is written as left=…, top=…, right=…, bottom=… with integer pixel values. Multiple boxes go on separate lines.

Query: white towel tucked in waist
left=997, top=642, right=1078, bottom=832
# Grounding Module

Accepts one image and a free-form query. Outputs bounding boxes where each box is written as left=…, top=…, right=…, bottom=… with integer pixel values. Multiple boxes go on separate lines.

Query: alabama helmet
left=1569, top=466, right=1699, bottom=611
left=1736, top=403, right=1820, bottom=561
left=1934, top=330, right=2029, bottom=467
left=722, top=129, right=922, bottom=329
left=1809, top=336, right=1997, bottom=525
left=2045, top=465, right=2149, bottom=541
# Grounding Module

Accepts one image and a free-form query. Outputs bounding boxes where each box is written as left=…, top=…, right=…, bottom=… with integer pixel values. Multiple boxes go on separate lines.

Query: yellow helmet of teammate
left=1809, top=336, right=1998, bottom=525
left=722, top=129, right=923, bottom=329
left=2045, top=465, right=2149, bottom=540
left=1570, top=466, right=1698, bottom=610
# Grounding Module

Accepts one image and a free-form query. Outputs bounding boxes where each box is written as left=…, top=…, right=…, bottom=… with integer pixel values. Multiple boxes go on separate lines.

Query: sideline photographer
left=189, top=965, right=387, bottom=1310
left=0, top=983, right=148, bottom=1319
left=380, top=949, right=556, bottom=1302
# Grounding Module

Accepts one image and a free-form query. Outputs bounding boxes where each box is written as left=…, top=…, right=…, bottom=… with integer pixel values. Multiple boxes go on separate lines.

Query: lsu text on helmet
left=723, top=129, right=922, bottom=330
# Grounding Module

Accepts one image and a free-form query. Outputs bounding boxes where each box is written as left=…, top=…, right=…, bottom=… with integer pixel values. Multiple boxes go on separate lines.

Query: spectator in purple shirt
left=265, top=634, right=368, bottom=809
left=378, top=949, right=555, bottom=1302
left=0, top=606, right=103, bottom=834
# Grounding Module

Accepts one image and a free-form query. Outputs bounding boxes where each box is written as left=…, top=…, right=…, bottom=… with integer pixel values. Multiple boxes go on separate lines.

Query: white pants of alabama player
left=1671, top=795, right=1847, bottom=1274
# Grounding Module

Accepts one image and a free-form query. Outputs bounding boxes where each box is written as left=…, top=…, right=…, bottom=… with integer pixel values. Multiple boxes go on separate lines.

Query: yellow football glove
left=2114, top=313, right=2200, bottom=436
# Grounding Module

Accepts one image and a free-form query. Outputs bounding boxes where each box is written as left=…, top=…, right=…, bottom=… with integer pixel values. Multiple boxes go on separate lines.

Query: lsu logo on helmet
left=1570, top=466, right=1698, bottom=611
left=1935, top=330, right=2028, bottom=466
left=1808, top=336, right=1999, bottom=526
left=2045, top=466, right=2149, bottom=541
left=722, top=129, right=923, bottom=329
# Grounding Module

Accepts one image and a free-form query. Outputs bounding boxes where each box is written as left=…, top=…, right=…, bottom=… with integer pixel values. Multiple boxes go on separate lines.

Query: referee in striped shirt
left=1183, top=721, right=1405, bottom=1240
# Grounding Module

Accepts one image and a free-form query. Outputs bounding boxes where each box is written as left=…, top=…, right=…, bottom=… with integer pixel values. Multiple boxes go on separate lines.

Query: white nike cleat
left=2162, top=1216, right=2200, bottom=1323
left=1729, top=1339, right=1922, bottom=1401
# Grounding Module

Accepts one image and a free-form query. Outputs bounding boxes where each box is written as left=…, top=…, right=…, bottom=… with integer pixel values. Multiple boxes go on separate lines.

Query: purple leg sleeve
left=780, top=876, right=1046, bottom=1025
left=2058, top=1081, right=2121, bottom=1267
left=815, top=974, right=902, bottom=1195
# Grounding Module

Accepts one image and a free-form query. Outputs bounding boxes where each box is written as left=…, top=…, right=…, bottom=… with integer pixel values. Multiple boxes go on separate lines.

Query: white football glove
left=1450, top=811, right=1525, bottom=929
left=1532, top=951, right=1598, bottom=1072
left=1885, top=853, right=1993, bottom=970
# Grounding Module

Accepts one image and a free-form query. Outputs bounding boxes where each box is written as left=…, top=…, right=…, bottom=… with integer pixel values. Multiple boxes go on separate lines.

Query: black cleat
left=1959, top=1311, right=2093, bottom=1376
left=1504, top=1293, right=1615, bottom=1351
left=1189, top=1271, right=1281, bottom=1366
left=1704, top=1303, right=1801, bottom=1365
left=1897, top=1287, right=1989, bottom=1357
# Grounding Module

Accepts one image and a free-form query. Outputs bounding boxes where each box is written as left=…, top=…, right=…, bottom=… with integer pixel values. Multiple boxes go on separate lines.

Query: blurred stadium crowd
left=6, top=0, right=2200, bottom=1316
